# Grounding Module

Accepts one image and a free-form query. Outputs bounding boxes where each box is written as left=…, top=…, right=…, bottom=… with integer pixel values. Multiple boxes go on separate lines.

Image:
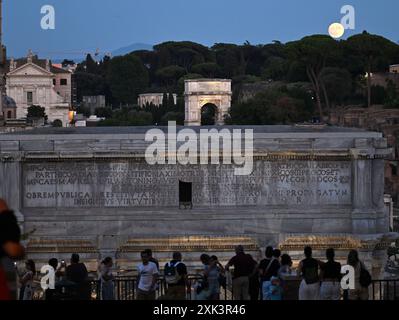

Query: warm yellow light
left=68, top=111, right=75, bottom=122
left=328, top=23, right=345, bottom=39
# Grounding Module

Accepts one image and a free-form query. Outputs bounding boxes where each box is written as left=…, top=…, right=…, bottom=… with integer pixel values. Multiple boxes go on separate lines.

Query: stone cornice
left=0, top=150, right=390, bottom=162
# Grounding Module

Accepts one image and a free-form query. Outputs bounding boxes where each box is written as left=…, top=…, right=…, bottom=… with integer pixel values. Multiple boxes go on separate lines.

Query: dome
left=2, top=95, right=16, bottom=108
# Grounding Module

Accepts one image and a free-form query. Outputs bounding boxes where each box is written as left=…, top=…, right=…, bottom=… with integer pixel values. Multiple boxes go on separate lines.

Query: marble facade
left=0, top=125, right=396, bottom=275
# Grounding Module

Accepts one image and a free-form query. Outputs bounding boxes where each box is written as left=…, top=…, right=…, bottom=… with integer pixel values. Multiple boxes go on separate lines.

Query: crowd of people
left=1, top=246, right=374, bottom=301
left=224, top=245, right=371, bottom=301
left=101, top=244, right=371, bottom=301
left=0, top=198, right=372, bottom=301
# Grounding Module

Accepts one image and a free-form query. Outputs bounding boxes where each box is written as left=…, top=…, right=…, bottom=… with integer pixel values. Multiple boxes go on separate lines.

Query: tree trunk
left=307, top=67, right=323, bottom=120
left=320, top=79, right=330, bottom=112
left=367, top=70, right=372, bottom=108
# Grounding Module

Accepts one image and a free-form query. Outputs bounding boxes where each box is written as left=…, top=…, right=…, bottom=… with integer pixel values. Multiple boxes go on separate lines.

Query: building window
left=27, top=92, right=33, bottom=104
left=179, top=181, right=192, bottom=209
left=53, top=79, right=56, bottom=85
left=7, top=111, right=12, bottom=119
left=60, top=79, right=67, bottom=86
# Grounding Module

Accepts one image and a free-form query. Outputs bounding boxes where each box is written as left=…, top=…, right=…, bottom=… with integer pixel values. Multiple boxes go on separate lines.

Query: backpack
left=359, top=265, right=372, bottom=288
left=164, top=261, right=182, bottom=285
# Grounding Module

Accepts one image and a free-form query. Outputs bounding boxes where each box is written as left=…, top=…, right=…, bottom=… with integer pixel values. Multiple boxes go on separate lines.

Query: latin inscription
left=23, top=160, right=352, bottom=208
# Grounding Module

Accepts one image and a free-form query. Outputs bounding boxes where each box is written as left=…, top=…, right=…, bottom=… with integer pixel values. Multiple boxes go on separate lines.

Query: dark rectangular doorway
left=179, top=181, right=192, bottom=209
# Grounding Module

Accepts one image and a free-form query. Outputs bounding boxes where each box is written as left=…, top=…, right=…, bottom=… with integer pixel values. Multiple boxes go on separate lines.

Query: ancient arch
left=184, top=79, right=232, bottom=126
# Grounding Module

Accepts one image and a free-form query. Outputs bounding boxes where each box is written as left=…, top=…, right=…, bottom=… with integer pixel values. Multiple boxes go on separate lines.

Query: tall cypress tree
left=167, top=92, right=175, bottom=110
left=162, top=92, right=168, bottom=108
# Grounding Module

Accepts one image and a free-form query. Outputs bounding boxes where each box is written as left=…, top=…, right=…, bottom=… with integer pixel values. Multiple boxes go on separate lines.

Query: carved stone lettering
left=22, top=160, right=352, bottom=208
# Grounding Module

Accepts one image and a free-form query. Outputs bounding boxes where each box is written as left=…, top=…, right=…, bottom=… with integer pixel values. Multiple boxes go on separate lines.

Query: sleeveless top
left=301, top=258, right=319, bottom=284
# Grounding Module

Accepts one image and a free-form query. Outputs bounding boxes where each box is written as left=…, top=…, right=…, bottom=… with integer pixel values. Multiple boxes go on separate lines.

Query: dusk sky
left=4, top=0, right=399, bottom=59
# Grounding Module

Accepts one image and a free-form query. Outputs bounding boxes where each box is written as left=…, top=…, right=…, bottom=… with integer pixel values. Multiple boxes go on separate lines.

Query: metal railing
left=32, top=277, right=399, bottom=300
left=370, top=279, right=399, bottom=300
left=90, top=275, right=233, bottom=300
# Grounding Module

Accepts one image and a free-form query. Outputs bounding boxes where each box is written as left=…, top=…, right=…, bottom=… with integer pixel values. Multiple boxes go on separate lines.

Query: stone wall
left=0, top=126, right=396, bottom=274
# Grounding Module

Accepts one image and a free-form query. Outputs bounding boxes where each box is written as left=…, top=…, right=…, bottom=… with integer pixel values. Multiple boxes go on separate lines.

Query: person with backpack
left=298, top=246, right=321, bottom=300
left=347, top=250, right=370, bottom=300
left=164, top=252, right=189, bottom=300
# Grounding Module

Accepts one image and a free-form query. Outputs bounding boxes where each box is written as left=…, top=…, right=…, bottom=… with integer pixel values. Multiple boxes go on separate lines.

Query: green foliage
left=346, top=32, right=399, bottom=75
left=27, top=105, right=47, bottom=119
left=74, top=72, right=108, bottom=102
left=107, top=55, right=149, bottom=105
left=156, top=65, right=186, bottom=87
left=228, top=87, right=312, bottom=125
left=262, top=56, right=289, bottom=81
left=95, top=107, right=113, bottom=118
left=177, top=73, right=203, bottom=94
left=74, top=33, right=399, bottom=125
left=161, top=111, right=185, bottom=125
left=385, top=81, right=399, bottom=108
left=371, top=85, right=387, bottom=105
left=76, top=105, right=91, bottom=117
left=191, top=63, right=221, bottom=77
left=320, top=67, right=353, bottom=106
left=167, top=92, right=175, bottom=107
left=98, top=108, right=153, bottom=126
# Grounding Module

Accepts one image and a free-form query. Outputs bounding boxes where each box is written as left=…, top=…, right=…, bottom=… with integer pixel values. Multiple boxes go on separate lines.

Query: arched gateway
left=184, top=79, right=232, bottom=126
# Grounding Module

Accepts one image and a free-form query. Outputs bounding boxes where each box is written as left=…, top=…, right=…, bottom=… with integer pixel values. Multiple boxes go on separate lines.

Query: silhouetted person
left=320, top=248, right=341, bottom=300
left=259, top=246, right=280, bottom=300
left=164, top=252, right=189, bottom=300
left=18, top=259, right=35, bottom=300
left=298, top=246, right=321, bottom=300
left=45, top=258, right=58, bottom=300
left=0, top=199, right=24, bottom=300
left=225, top=245, right=257, bottom=300
left=65, top=253, right=89, bottom=300
left=98, top=257, right=115, bottom=300
left=347, top=250, right=369, bottom=300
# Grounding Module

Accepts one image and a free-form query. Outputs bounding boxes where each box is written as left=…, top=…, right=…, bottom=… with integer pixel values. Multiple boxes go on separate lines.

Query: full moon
left=328, top=22, right=345, bottom=39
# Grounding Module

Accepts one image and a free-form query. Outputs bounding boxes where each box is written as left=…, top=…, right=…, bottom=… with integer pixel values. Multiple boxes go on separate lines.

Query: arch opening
left=200, top=103, right=218, bottom=126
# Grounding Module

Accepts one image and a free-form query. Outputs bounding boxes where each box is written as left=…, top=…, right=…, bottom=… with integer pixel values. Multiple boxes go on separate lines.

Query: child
left=265, top=276, right=283, bottom=300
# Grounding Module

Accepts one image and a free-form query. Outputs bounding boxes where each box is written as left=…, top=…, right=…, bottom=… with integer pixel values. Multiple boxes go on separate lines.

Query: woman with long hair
left=347, top=250, right=369, bottom=300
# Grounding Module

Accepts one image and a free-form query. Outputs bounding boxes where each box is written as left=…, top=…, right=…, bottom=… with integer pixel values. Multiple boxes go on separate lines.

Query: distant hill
left=49, top=43, right=153, bottom=63
left=111, top=43, right=153, bottom=57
